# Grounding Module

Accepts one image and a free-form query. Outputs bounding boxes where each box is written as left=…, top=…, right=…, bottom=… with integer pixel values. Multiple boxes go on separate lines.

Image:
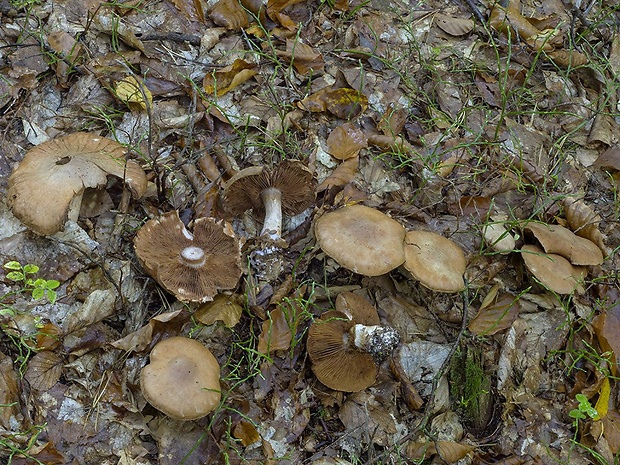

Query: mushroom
left=403, top=230, right=467, bottom=292
left=133, top=211, right=242, bottom=302
left=314, top=204, right=406, bottom=276
left=223, top=160, right=316, bottom=242
left=521, top=244, right=587, bottom=295
left=140, top=337, right=221, bottom=420
left=7, top=132, right=147, bottom=235
left=306, top=292, right=400, bottom=392
left=523, top=222, right=604, bottom=266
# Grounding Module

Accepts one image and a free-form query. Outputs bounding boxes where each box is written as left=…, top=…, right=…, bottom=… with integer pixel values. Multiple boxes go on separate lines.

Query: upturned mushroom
left=7, top=132, right=147, bottom=235
left=140, top=337, right=221, bottom=420
left=306, top=292, right=400, bottom=392
left=133, top=211, right=242, bottom=302
left=314, top=204, right=406, bottom=276
left=403, top=230, right=467, bottom=293
left=223, top=160, right=316, bottom=242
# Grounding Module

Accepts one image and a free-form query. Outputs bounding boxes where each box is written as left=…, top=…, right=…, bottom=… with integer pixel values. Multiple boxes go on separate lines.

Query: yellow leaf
left=115, top=76, right=152, bottom=111
left=595, top=377, right=610, bottom=420
left=203, top=59, right=257, bottom=95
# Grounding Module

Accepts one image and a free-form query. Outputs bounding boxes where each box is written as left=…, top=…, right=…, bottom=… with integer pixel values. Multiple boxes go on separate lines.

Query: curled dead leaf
left=468, top=292, right=520, bottom=335
left=233, top=420, right=260, bottom=446
left=115, top=76, right=152, bottom=111
left=257, top=306, right=293, bottom=354
left=562, top=197, right=607, bottom=254
left=277, top=39, right=324, bottom=75
left=195, top=293, right=243, bottom=327
left=326, top=123, right=368, bottom=160
left=203, top=59, right=258, bottom=96
left=434, top=13, right=474, bottom=36
left=209, top=0, right=249, bottom=30
left=435, top=440, right=476, bottom=463
left=298, top=87, right=368, bottom=120
left=547, top=49, right=589, bottom=68
left=316, top=156, right=359, bottom=192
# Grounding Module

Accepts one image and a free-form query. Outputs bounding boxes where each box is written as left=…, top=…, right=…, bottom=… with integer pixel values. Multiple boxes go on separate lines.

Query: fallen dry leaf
left=169, top=0, right=205, bottom=22
left=24, top=351, right=63, bottom=391
left=209, top=0, right=249, bottom=30
left=277, top=39, right=324, bottom=75
left=434, top=13, right=474, bottom=36
left=468, top=292, right=520, bottom=335
left=435, top=440, right=476, bottom=463
left=298, top=87, right=368, bottom=120
left=562, top=197, right=607, bottom=254
left=203, top=59, right=258, bottom=96
left=195, top=293, right=243, bottom=327
left=326, top=123, right=367, bottom=160
left=257, top=306, right=293, bottom=354
left=592, top=303, right=620, bottom=376
left=115, top=76, right=153, bottom=111
left=316, top=156, right=359, bottom=192
left=233, top=420, right=261, bottom=446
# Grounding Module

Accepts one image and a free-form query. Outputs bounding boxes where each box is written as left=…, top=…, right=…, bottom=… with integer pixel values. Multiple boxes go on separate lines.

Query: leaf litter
left=0, top=0, right=619, bottom=464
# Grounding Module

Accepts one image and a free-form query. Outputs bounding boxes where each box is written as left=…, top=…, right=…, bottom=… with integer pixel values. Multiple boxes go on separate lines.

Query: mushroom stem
left=351, top=324, right=400, bottom=362
left=67, top=191, right=85, bottom=224
left=260, top=187, right=282, bottom=240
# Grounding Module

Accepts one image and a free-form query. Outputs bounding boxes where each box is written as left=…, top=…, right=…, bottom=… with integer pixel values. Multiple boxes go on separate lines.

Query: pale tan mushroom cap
left=404, top=230, right=467, bottom=292
left=524, top=222, right=603, bottom=265
left=521, top=244, right=587, bottom=295
left=7, top=132, right=146, bottom=235
left=307, top=311, right=377, bottom=392
left=315, top=205, right=406, bottom=276
left=140, top=337, right=221, bottom=420
left=133, top=211, right=242, bottom=302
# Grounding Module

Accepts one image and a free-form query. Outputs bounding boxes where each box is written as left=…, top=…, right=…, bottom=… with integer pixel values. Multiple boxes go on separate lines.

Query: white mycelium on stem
left=351, top=323, right=400, bottom=362
left=181, top=246, right=206, bottom=267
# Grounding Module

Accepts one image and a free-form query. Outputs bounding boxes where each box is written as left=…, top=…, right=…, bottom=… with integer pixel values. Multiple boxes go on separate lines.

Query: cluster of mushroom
left=315, top=204, right=467, bottom=293
left=520, top=222, right=604, bottom=295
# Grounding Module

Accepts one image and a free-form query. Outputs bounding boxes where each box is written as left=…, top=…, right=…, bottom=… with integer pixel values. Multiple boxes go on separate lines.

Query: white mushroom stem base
left=260, top=187, right=282, bottom=241
left=350, top=324, right=400, bottom=362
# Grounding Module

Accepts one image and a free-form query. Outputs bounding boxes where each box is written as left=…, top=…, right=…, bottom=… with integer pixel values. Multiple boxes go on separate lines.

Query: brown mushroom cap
left=521, top=244, right=587, bottom=295
left=403, top=230, right=467, bottom=292
left=133, top=211, right=241, bottom=302
left=314, top=205, right=406, bottom=276
left=7, top=132, right=147, bottom=235
left=524, top=222, right=603, bottom=265
left=307, top=311, right=377, bottom=392
left=140, top=337, right=221, bottom=420
left=335, top=292, right=380, bottom=326
left=223, top=160, right=316, bottom=217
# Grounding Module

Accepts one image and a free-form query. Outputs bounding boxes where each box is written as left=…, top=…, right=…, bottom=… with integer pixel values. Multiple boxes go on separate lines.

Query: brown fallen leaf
left=298, top=87, right=368, bottom=119
left=592, top=302, right=620, bottom=376
left=490, top=1, right=562, bottom=52
left=434, top=13, right=474, bottom=36
left=326, top=123, right=367, bottom=160
left=24, top=351, right=63, bottom=392
left=276, top=39, right=324, bottom=75
left=169, top=0, right=205, bottom=22
left=468, top=292, right=520, bottom=335
left=435, top=440, right=476, bottom=463
left=195, top=293, right=243, bottom=327
left=267, top=0, right=305, bottom=30
left=316, top=156, right=359, bottom=192
left=233, top=420, right=261, bottom=446
left=0, top=353, right=21, bottom=429
left=257, top=306, right=293, bottom=354
left=203, top=59, right=258, bottom=96
left=562, top=197, right=607, bottom=254
left=593, top=146, right=620, bottom=171
left=209, top=0, right=249, bottom=30
left=547, top=49, right=589, bottom=68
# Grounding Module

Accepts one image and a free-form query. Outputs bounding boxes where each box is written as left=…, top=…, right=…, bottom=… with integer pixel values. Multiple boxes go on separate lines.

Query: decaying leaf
left=267, top=0, right=305, bottom=30
left=562, top=197, right=607, bottom=254
left=593, top=146, right=620, bottom=171
left=115, top=76, right=153, bottom=111
left=0, top=353, right=21, bottom=429
left=24, top=351, right=63, bottom=391
left=547, top=49, right=589, bottom=68
left=435, top=440, right=476, bottom=463
left=110, top=310, right=187, bottom=352
left=592, top=302, right=620, bottom=376
left=298, top=87, right=368, bottom=120
left=195, top=293, right=243, bottom=327
left=434, top=13, right=474, bottom=36
left=277, top=39, right=324, bottom=75
left=233, top=420, right=261, bottom=446
left=203, top=59, right=258, bottom=95
left=169, top=0, right=205, bottom=22
left=257, top=306, right=293, bottom=354
left=316, top=156, right=359, bottom=192
left=469, top=292, right=520, bottom=335
left=490, top=2, right=563, bottom=52
left=326, top=123, right=367, bottom=160
left=209, top=0, right=249, bottom=30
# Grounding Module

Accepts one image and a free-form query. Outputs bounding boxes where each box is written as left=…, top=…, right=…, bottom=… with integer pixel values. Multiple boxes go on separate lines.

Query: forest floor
left=1, top=0, right=620, bottom=464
